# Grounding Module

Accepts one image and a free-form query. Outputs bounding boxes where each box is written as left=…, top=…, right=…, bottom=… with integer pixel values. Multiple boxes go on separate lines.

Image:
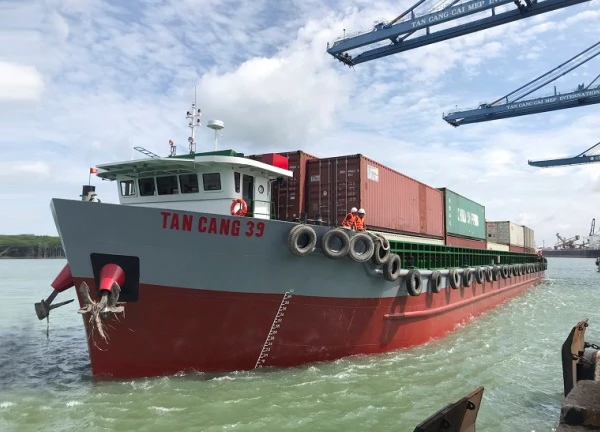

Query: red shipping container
left=306, top=154, right=444, bottom=238
left=509, top=245, right=527, bottom=253
left=247, top=150, right=318, bottom=221
left=259, top=153, right=289, bottom=170
left=445, top=234, right=486, bottom=249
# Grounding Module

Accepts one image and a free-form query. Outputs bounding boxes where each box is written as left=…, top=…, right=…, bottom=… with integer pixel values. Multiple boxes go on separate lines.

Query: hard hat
left=351, top=207, right=358, bottom=213
left=358, top=208, right=365, bottom=214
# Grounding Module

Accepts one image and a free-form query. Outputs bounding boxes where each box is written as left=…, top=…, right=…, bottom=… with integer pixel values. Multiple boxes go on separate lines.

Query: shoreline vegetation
left=0, top=235, right=65, bottom=259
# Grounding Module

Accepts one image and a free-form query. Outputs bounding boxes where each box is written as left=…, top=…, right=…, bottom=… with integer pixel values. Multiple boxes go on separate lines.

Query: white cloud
left=0, top=62, right=44, bottom=101
left=0, top=161, right=51, bottom=177
left=0, top=0, right=599, bottom=251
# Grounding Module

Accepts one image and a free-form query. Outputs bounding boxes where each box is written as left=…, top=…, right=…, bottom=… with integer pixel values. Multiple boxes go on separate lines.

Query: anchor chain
left=255, top=289, right=294, bottom=369
left=78, top=281, right=125, bottom=342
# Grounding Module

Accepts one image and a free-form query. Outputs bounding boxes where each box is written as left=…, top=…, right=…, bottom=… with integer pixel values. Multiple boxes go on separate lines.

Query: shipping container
left=487, top=242, right=510, bottom=252
left=247, top=150, right=318, bottom=221
left=255, top=153, right=289, bottom=170
left=523, top=225, right=535, bottom=250
left=306, top=154, right=445, bottom=238
left=486, top=221, right=525, bottom=247
left=438, top=188, right=486, bottom=240
left=509, top=245, right=526, bottom=253
left=445, top=234, right=486, bottom=249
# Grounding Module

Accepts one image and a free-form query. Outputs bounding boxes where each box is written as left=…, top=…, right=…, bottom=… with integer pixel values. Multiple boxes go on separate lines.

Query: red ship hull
left=74, top=272, right=543, bottom=379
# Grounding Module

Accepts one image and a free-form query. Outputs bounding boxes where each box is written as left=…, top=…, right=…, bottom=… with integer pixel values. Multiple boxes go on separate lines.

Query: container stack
left=523, top=226, right=536, bottom=253
left=486, top=221, right=527, bottom=252
left=438, top=188, right=486, bottom=249
left=305, top=154, right=445, bottom=239
left=247, top=150, right=318, bottom=221
left=246, top=150, right=537, bottom=252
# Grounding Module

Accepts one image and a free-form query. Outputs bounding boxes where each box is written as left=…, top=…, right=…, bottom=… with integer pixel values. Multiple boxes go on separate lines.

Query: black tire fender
left=383, top=254, right=401, bottom=282
left=485, top=267, right=493, bottom=283
left=372, top=239, right=392, bottom=265
left=463, top=268, right=473, bottom=287
left=348, top=232, right=375, bottom=263
left=321, top=228, right=350, bottom=260
left=448, top=268, right=460, bottom=289
left=406, top=269, right=423, bottom=296
left=492, top=266, right=500, bottom=281
left=501, top=265, right=509, bottom=279
left=474, top=267, right=485, bottom=284
left=430, top=270, right=442, bottom=294
left=287, top=224, right=317, bottom=257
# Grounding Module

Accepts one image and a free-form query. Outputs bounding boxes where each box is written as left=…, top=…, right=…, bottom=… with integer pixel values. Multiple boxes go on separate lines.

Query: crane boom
left=528, top=142, right=600, bottom=168
left=443, top=86, right=600, bottom=126
left=326, top=0, right=591, bottom=66
left=443, top=40, right=600, bottom=126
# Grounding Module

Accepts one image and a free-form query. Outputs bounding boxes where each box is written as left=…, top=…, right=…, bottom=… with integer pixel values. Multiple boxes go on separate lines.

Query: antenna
left=207, top=120, right=225, bottom=151
left=185, top=86, right=201, bottom=154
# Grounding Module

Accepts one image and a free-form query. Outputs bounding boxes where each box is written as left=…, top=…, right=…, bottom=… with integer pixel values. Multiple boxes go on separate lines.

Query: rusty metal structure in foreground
left=561, top=318, right=600, bottom=397
left=413, top=386, right=484, bottom=432
left=558, top=319, right=600, bottom=431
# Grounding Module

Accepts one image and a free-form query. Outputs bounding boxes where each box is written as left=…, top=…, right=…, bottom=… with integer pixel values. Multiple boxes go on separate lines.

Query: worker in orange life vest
left=355, top=208, right=366, bottom=231
left=341, top=207, right=358, bottom=230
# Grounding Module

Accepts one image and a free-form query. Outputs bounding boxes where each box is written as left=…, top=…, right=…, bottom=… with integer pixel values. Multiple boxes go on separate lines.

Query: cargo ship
left=541, top=249, right=600, bottom=258
left=35, top=102, right=547, bottom=379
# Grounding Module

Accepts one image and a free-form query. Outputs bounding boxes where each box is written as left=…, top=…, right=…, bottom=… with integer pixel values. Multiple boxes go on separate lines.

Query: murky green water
left=1, top=258, right=598, bottom=431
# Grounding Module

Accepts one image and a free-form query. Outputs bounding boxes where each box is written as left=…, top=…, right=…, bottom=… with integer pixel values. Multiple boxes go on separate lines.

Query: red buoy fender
left=51, top=263, right=75, bottom=293
left=230, top=198, right=248, bottom=216
left=99, top=264, right=125, bottom=292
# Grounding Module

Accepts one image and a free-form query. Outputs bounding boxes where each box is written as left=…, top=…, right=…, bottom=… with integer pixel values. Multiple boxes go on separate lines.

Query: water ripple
left=1, top=258, right=599, bottom=431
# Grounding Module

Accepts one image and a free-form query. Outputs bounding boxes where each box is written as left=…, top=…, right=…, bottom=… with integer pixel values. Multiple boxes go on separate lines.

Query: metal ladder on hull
left=254, top=289, right=294, bottom=369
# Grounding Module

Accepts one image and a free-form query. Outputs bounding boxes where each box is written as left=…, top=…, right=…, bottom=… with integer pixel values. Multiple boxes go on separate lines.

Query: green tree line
left=0, top=235, right=62, bottom=248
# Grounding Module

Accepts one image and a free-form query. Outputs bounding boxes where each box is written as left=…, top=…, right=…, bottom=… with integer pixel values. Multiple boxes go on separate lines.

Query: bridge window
left=120, top=180, right=136, bottom=197
left=234, top=172, right=241, bottom=193
left=156, top=175, right=179, bottom=195
left=138, top=177, right=156, bottom=196
left=203, top=173, right=221, bottom=191
left=179, top=174, right=199, bottom=194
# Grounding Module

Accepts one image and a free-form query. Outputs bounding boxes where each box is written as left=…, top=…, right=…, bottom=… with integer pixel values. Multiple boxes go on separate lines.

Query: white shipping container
left=523, top=225, right=535, bottom=250
left=486, top=221, right=525, bottom=247
left=486, top=241, right=510, bottom=251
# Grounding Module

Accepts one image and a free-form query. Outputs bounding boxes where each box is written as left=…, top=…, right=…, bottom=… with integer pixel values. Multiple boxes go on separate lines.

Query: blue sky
left=1, top=0, right=600, bottom=249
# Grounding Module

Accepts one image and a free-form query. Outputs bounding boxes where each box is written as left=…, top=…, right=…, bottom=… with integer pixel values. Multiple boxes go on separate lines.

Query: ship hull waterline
left=50, top=198, right=545, bottom=379
left=74, top=275, right=542, bottom=379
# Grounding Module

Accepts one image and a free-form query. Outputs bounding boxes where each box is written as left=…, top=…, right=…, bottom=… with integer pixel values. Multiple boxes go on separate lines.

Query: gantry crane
left=528, top=141, right=600, bottom=168
left=326, top=0, right=590, bottom=66
left=443, top=40, right=600, bottom=126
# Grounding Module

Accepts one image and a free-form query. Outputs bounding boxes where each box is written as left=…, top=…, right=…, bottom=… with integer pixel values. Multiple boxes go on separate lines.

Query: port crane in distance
left=528, top=141, right=600, bottom=168
left=326, top=0, right=591, bottom=66
left=443, top=40, right=600, bottom=126
left=555, top=233, right=583, bottom=249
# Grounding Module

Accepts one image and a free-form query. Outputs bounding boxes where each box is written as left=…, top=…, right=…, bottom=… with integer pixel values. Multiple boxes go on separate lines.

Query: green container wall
left=439, top=188, right=486, bottom=240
